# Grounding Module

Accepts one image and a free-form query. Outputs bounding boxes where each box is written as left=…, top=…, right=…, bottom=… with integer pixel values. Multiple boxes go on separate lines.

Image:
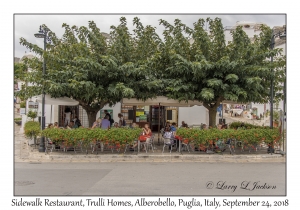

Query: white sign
left=20, top=108, right=26, bottom=115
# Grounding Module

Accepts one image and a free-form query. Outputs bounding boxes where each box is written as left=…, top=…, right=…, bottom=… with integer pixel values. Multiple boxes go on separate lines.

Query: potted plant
left=27, top=110, right=37, bottom=121
left=14, top=118, right=22, bottom=126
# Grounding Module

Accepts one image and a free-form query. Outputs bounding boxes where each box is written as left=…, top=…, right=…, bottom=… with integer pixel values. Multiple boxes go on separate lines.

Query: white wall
left=178, top=106, right=207, bottom=126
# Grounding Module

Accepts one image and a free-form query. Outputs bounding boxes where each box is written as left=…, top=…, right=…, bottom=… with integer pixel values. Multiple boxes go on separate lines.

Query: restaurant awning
left=34, top=94, right=79, bottom=106
left=121, top=96, right=202, bottom=107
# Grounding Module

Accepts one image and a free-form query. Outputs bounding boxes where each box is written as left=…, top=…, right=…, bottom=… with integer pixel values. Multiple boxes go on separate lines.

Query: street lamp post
left=269, top=26, right=286, bottom=129
left=34, top=26, right=51, bottom=152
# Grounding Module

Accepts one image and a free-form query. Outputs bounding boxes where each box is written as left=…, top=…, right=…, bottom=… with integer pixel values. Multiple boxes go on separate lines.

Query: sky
left=14, top=14, right=286, bottom=58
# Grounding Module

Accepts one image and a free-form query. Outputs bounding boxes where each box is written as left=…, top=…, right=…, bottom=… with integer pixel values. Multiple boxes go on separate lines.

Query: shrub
left=20, top=101, right=26, bottom=108
left=41, top=127, right=143, bottom=149
left=27, top=110, right=37, bottom=121
left=24, top=121, right=40, bottom=138
left=176, top=127, right=281, bottom=148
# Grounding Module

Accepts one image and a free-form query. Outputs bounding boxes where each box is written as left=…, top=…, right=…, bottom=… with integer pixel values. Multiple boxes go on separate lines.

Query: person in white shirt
left=65, top=112, right=71, bottom=126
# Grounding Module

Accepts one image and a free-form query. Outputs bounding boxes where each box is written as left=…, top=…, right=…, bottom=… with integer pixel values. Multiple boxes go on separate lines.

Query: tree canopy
left=16, top=17, right=285, bottom=127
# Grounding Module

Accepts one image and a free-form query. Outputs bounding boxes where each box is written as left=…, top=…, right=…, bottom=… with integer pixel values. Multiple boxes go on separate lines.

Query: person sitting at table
left=131, top=123, right=152, bottom=151
left=202, top=124, right=208, bottom=130
left=163, top=126, right=175, bottom=151
left=180, top=121, right=189, bottom=128
left=53, top=122, right=59, bottom=128
left=101, top=115, right=110, bottom=130
left=170, top=122, right=177, bottom=135
left=164, top=121, right=171, bottom=130
left=92, top=118, right=101, bottom=129
left=67, top=121, right=75, bottom=129
left=171, top=122, right=180, bottom=148
left=131, top=123, right=138, bottom=128
left=142, top=123, right=152, bottom=136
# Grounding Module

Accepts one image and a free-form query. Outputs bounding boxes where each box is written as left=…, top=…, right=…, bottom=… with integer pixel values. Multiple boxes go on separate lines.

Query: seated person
left=142, top=123, right=152, bottom=136
left=101, top=115, right=111, bottom=130
left=163, top=127, right=175, bottom=150
left=180, top=121, right=189, bottom=128
left=53, top=122, right=59, bottom=128
left=73, top=116, right=82, bottom=128
left=67, top=121, right=75, bottom=129
left=131, top=124, right=152, bottom=150
left=202, top=124, right=208, bottom=130
left=170, top=122, right=177, bottom=135
left=131, top=123, right=138, bottom=128
left=47, top=123, right=53, bottom=129
left=114, top=122, right=119, bottom=127
left=92, top=118, right=102, bottom=129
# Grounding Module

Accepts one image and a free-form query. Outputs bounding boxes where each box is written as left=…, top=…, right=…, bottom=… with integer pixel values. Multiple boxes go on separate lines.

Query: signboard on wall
left=136, top=111, right=144, bottom=116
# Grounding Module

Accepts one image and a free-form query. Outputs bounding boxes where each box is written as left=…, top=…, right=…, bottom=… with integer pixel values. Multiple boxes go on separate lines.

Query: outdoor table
left=174, top=135, right=182, bottom=152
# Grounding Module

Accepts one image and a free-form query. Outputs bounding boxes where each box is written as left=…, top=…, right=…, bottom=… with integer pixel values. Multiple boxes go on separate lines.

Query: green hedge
left=24, top=121, right=40, bottom=138
left=228, top=121, right=269, bottom=129
left=176, top=127, right=281, bottom=147
left=42, top=127, right=143, bottom=148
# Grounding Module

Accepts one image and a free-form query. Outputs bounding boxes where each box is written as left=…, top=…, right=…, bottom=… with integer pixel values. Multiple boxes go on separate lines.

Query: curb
left=25, top=152, right=285, bottom=163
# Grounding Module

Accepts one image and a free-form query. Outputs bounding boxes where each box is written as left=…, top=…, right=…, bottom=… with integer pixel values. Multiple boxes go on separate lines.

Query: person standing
left=118, top=113, right=125, bottom=127
left=64, top=107, right=71, bottom=126
left=73, top=115, right=82, bottom=128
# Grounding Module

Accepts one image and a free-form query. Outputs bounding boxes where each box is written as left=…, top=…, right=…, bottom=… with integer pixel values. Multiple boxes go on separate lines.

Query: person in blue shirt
left=170, top=122, right=177, bottom=134
left=170, top=122, right=179, bottom=149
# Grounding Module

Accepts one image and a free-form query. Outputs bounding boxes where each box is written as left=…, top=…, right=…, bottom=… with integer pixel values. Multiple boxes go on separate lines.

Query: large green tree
left=155, top=18, right=285, bottom=126
left=16, top=17, right=167, bottom=127
left=16, top=17, right=285, bottom=127
left=18, top=21, right=137, bottom=127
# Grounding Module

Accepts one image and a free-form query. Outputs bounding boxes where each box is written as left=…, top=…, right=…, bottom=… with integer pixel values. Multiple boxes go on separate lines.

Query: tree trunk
left=87, top=111, right=98, bottom=128
left=202, top=98, right=222, bottom=127
left=208, top=108, right=218, bottom=127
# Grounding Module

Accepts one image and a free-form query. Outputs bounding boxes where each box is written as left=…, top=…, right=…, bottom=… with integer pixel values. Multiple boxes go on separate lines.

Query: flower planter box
left=14, top=121, right=22, bottom=126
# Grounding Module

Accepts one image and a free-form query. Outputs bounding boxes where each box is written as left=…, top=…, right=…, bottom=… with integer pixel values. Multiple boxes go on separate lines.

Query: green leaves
left=18, top=17, right=285, bottom=127
left=200, top=88, right=215, bottom=100
left=225, top=74, right=239, bottom=83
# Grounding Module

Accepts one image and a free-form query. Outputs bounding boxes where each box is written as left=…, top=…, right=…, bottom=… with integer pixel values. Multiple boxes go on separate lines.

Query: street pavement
left=14, top=162, right=285, bottom=196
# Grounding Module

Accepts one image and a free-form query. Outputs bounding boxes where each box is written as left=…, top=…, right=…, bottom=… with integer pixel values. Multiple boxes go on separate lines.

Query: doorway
left=150, top=106, right=165, bottom=132
left=58, top=105, right=79, bottom=127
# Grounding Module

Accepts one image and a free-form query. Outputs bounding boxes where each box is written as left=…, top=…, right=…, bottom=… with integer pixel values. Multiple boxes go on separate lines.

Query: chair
left=45, top=138, right=55, bottom=154
left=124, top=140, right=138, bottom=153
left=181, top=139, right=190, bottom=153
left=162, top=137, right=175, bottom=153
left=142, top=135, right=155, bottom=153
